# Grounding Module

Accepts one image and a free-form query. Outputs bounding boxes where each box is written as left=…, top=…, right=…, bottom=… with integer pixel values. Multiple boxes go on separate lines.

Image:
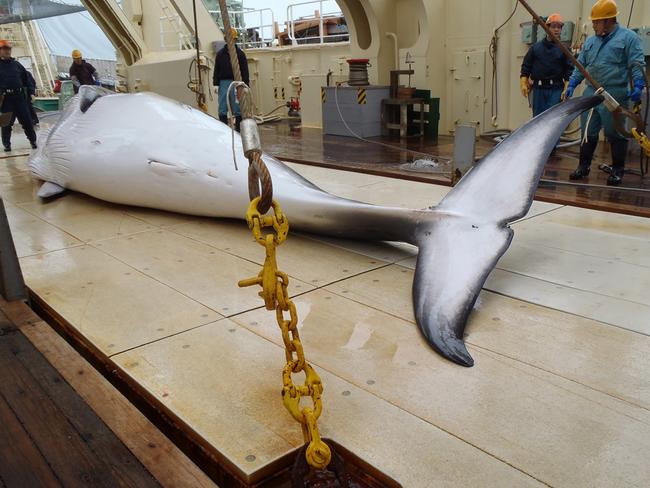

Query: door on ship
left=450, top=49, right=486, bottom=129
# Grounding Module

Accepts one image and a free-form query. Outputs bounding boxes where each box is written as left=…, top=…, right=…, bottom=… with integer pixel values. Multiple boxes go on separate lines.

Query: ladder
left=20, top=21, right=55, bottom=97
left=157, top=0, right=193, bottom=50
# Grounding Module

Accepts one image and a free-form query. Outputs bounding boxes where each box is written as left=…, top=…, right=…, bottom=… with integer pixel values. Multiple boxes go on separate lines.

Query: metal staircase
left=20, top=20, right=55, bottom=97
left=157, top=0, right=193, bottom=50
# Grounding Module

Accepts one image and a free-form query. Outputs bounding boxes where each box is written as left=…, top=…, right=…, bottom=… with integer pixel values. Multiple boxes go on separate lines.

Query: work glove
left=629, top=78, right=645, bottom=104
left=520, top=76, right=531, bottom=97
left=562, top=79, right=579, bottom=100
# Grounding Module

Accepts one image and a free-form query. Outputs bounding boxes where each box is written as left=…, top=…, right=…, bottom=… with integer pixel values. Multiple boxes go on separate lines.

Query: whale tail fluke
left=413, top=96, right=603, bottom=367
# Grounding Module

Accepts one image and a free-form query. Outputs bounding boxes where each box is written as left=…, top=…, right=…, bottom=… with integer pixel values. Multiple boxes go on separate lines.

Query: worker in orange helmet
left=520, top=13, right=574, bottom=117
left=564, top=0, right=646, bottom=185
left=0, top=39, right=37, bottom=151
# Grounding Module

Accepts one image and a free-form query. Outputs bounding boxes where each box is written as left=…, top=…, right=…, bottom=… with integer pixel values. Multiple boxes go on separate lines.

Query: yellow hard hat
left=229, top=27, right=238, bottom=40
left=546, top=13, right=564, bottom=25
left=72, top=49, right=82, bottom=59
left=590, top=0, right=618, bottom=21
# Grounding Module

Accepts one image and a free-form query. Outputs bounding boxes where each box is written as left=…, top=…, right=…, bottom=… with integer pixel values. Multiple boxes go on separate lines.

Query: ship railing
left=286, top=0, right=347, bottom=46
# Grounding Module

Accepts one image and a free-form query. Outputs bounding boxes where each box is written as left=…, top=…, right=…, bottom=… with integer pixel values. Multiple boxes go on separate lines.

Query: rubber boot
left=607, top=138, right=627, bottom=186
left=218, top=114, right=228, bottom=125
left=570, top=137, right=598, bottom=180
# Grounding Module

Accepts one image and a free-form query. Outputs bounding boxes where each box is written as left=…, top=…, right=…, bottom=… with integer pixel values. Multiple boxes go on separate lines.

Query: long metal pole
left=518, top=0, right=644, bottom=136
left=191, top=0, right=206, bottom=111
left=518, top=0, right=602, bottom=90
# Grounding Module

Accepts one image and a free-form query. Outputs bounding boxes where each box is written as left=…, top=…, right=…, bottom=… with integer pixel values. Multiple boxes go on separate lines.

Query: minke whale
left=28, top=86, right=602, bottom=367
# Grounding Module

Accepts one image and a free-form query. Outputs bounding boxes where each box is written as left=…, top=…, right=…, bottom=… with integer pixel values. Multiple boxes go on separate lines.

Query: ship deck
left=257, top=120, right=650, bottom=218
left=2, top=132, right=650, bottom=487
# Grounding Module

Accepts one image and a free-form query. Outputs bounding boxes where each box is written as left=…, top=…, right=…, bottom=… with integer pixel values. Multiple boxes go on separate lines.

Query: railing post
left=0, top=198, right=26, bottom=301
left=319, top=0, right=324, bottom=44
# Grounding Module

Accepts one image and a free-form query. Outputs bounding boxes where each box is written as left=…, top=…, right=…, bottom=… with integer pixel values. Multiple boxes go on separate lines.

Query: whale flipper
left=78, top=85, right=113, bottom=113
left=416, top=96, right=603, bottom=366
left=37, top=181, right=66, bottom=198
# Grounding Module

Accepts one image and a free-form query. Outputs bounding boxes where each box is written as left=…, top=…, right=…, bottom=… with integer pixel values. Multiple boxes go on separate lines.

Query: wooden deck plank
left=21, top=320, right=219, bottom=488
left=0, top=297, right=217, bottom=488
left=258, top=121, right=650, bottom=218
left=4, top=323, right=162, bottom=487
left=0, top=313, right=159, bottom=488
left=0, top=394, right=62, bottom=488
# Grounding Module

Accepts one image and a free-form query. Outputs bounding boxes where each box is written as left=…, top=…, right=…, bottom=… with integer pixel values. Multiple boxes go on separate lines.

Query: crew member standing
left=0, top=40, right=37, bottom=151
left=564, top=0, right=646, bottom=185
left=213, top=28, right=249, bottom=131
left=520, top=13, right=574, bottom=117
left=69, top=50, right=98, bottom=94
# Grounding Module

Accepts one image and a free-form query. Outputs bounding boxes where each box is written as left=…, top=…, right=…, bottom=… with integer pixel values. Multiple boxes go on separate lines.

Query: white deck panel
left=1, top=145, right=649, bottom=487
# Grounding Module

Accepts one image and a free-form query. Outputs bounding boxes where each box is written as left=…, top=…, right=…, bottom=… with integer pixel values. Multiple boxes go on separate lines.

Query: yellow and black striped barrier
left=321, top=87, right=326, bottom=104
left=357, top=88, right=367, bottom=104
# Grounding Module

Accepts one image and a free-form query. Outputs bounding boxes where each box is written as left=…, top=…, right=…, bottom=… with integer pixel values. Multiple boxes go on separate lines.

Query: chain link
left=238, top=198, right=332, bottom=470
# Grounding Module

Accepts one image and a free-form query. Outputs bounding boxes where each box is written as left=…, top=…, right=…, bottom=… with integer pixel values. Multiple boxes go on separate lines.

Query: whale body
left=29, top=86, right=601, bottom=367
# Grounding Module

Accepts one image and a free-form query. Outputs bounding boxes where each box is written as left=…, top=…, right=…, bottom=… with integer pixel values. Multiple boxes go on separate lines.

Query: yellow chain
left=238, top=198, right=332, bottom=470
left=631, top=128, right=650, bottom=158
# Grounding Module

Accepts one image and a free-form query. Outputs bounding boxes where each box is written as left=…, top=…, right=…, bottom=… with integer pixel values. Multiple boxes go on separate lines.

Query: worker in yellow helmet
left=213, top=28, right=249, bottom=131
left=69, top=49, right=99, bottom=94
left=0, top=39, right=37, bottom=151
left=564, top=0, right=646, bottom=185
left=520, top=13, right=574, bottom=117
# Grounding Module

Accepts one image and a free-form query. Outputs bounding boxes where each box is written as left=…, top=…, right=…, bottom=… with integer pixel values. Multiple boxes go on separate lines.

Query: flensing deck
left=2, top=135, right=650, bottom=487
left=258, top=120, right=650, bottom=218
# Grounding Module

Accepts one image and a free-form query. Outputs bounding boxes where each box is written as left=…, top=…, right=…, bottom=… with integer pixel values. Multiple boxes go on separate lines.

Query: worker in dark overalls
left=520, top=13, right=574, bottom=117
left=0, top=40, right=37, bottom=151
left=213, top=28, right=249, bottom=131
left=69, top=50, right=99, bottom=94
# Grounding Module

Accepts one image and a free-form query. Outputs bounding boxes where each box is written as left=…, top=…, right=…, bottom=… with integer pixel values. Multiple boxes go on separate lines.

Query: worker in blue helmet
left=563, top=0, right=646, bottom=186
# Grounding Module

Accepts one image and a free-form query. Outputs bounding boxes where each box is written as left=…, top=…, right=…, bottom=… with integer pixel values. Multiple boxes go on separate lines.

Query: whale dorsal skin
left=28, top=86, right=602, bottom=367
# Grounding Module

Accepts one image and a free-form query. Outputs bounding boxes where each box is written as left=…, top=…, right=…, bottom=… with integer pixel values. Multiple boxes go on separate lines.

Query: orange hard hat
left=0, top=40, right=12, bottom=48
left=590, top=0, right=618, bottom=21
left=546, top=13, right=564, bottom=25
left=72, top=49, right=82, bottom=59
